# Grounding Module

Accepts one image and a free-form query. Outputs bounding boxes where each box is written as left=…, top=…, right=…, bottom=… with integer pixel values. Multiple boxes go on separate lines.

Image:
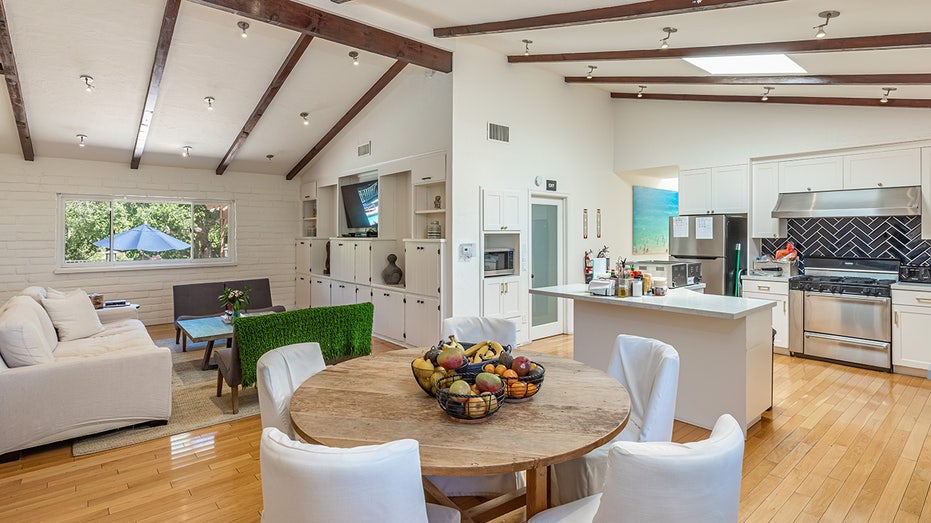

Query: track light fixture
left=76, top=134, right=87, bottom=147
left=660, top=27, right=677, bottom=49
left=761, top=86, right=774, bottom=101
left=204, top=96, right=215, bottom=110
left=238, top=21, right=249, bottom=38
left=182, top=145, right=191, bottom=157
left=813, top=11, right=839, bottom=39
left=349, top=51, right=359, bottom=66
left=880, top=87, right=897, bottom=104
left=80, top=75, right=94, bottom=92
left=266, top=154, right=274, bottom=161
left=522, top=39, right=533, bottom=56
left=300, top=112, right=310, bottom=125
left=637, top=85, right=647, bottom=98
left=586, top=65, right=597, bottom=79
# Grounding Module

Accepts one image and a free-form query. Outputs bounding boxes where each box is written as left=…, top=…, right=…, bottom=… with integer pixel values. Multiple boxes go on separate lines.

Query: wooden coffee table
left=176, top=317, right=233, bottom=370
left=290, top=348, right=630, bottom=520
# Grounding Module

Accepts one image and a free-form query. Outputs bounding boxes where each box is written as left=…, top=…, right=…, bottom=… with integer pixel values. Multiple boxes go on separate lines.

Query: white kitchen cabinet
left=892, top=288, right=931, bottom=372
left=354, top=243, right=372, bottom=285
left=482, top=189, right=521, bottom=231
left=844, top=148, right=921, bottom=189
left=355, top=285, right=372, bottom=304
left=404, top=240, right=444, bottom=298
left=295, top=275, right=311, bottom=310
left=921, top=148, right=931, bottom=240
left=751, top=162, right=786, bottom=239
left=330, top=240, right=355, bottom=282
left=483, top=276, right=522, bottom=320
left=331, top=281, right=355, bottom=306
left=310, top=277, right=331, bottom=308
left=741, top=278, right=788, bottom=351
left=372, top=289, right=405, bottom=342
left=678, top=165, right=748, bottom=215
left=296, top=240, right=311, bottom=274
left=405, top=295, right=441, bottom=348
left=778, top=156, right=844, bottom=193
left=412, top=152, right=446, bottom=185
left=300, top=180, right=317, bottom=201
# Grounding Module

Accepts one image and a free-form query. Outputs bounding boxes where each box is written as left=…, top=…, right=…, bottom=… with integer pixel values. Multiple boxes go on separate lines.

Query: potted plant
left=219, top=286, right=250, bottom=318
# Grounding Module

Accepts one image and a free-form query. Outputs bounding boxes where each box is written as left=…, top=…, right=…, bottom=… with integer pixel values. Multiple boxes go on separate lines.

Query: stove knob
left=863, top=288, right=873, bottom=296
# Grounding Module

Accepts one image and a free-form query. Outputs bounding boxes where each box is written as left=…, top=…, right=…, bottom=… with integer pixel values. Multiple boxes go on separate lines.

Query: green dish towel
left=234, top=302, right=374, bottom=387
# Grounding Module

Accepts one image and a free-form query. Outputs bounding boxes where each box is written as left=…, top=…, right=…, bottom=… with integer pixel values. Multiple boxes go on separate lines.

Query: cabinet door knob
left=501, top=226, right=507, bottom=230
left=807, top=187, right=812, bottom=191
left=877, top=182, right=883, bottom=187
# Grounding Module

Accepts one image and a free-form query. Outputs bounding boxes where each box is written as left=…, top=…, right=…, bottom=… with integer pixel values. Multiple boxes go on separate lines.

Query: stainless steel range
left=788, top=257, right=899, bottom=371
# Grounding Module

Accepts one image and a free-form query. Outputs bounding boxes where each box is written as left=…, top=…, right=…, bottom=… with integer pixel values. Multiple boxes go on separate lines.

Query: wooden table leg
left=201, top=340, right=216, bottom=370
left=526, top=465, right=548, bottom=519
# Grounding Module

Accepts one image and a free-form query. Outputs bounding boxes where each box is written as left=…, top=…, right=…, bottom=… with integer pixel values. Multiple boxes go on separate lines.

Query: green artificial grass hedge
left=233, top=302, right=374, bottom=387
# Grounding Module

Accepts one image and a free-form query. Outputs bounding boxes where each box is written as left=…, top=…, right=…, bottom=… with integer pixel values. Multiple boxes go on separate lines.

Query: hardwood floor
left=3, top=326, right=931, bottom=522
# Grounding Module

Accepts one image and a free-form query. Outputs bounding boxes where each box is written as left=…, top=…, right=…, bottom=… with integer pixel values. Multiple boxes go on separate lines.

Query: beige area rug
left=72, top=338, right=259, bottom=457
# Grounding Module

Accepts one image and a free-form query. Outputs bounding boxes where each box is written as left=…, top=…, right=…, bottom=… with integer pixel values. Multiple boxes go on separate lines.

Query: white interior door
left=530, top=196, right=566, bottom=339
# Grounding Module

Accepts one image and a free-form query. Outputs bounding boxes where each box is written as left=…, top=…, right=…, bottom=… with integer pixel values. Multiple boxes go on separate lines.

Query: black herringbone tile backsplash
left=761, top=216, right=931, bottom=266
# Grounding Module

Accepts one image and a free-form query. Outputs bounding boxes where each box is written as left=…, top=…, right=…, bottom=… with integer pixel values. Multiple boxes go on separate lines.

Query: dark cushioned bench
left=172, top=278, right=283, bottom=351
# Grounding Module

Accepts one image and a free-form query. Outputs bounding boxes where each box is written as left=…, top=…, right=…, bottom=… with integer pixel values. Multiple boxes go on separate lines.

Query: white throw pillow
left=41, top=289, right=104, bottom=342
left=0, top=296, right=55, bottom=367
left=20, top=286, right=47, bottom=304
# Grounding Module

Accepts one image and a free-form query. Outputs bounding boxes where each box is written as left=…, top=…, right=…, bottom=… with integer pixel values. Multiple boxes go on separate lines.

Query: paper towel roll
left=593, top=257, right=608, bottom=277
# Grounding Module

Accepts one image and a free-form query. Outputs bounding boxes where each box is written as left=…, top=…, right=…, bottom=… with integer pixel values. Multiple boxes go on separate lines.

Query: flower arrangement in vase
left=219, top=286, right=250, bottom=318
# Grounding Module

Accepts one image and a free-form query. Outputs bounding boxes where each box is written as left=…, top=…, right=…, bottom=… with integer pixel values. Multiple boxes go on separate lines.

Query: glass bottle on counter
left=642, top=273, right=652, bottom=294
left=617, top=277, right=629, bottom=298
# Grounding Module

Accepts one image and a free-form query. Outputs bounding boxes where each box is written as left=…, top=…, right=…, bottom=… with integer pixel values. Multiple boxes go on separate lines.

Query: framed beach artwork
left=632, top=186, right=679, bottom=255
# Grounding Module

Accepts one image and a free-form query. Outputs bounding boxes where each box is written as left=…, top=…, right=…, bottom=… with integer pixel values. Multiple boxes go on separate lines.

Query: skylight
left=683, top=54, right=807, bottom=75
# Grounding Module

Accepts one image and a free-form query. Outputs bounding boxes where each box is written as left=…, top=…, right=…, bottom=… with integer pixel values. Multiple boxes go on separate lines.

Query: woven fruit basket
left=503, top=362, right=545, bottom=402
left=435, top=373, right=506, bottom=423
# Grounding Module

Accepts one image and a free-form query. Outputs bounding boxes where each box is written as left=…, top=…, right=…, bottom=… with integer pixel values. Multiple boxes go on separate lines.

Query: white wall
left=613, top=100, right=931, bottom=171
left=298, top=67, right=453, bottom=185
left=0, top=154, right=297, bottom=325
left=450, top=42, right=626, bottom=325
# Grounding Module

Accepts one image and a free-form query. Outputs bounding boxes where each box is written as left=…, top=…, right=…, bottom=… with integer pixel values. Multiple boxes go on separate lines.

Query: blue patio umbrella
left=93, top=224, right=191, bottom=252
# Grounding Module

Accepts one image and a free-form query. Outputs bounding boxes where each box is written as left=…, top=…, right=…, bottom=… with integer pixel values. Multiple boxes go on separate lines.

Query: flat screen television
left=341, top=179, right=379, bottom=231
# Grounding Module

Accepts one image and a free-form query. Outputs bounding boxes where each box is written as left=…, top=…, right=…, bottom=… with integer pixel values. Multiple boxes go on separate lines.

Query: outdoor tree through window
left=61, top=196, right=233, bottom=267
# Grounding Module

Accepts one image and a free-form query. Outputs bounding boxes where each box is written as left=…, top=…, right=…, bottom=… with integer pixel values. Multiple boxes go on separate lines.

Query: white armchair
left=260, top=427, right=460, bottom=523
left=550, top=334, right=680, bottom=505
left=530, top=414, right=744, bottom=523
left=256, top=342, right=326, bottom=440
left=441, top=316, right=517, bottom=348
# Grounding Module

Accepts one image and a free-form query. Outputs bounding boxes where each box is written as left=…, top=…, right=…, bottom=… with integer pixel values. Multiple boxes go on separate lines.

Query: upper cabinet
left=844, top=148, right=921, bottom=189
left=777, top=147, right=920, bottom=194
left=922, top=148, right=931, bottom=240
left=678, top=165, right=748, bottom=215
left=751, top=162, right=786, bottom=239
left=483, top=189, right=521, bottom=231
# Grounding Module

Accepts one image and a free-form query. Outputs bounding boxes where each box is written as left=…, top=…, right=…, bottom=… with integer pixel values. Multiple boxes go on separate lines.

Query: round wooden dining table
left=290, top=348, right=630, bottom=520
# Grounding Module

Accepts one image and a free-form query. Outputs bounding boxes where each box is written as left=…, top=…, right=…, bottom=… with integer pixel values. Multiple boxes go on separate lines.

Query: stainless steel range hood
left=771, top=186, right=921, bottom=219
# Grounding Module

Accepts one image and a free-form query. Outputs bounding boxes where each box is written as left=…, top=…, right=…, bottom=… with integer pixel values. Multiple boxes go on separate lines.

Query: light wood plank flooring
left=2, top=325, right=931, bottom=522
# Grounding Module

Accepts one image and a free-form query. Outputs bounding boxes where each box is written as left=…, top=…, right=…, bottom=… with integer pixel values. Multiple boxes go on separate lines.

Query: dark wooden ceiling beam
left=189, top=0, right=452, bottom=73
left=610, top=92, right=931, bottom=108
left=434, top=0, right=787, bottom=38
left=510, top=32, right=931, bottom=63
left=131, top=0, right=181, bottom=170
left=286, top=61, right=407, bottom=180
left=569, top=74, right=931, bottom=85
left=0, top=0, right=34, bottom=161
left=216, top=34, right=313, bottom=176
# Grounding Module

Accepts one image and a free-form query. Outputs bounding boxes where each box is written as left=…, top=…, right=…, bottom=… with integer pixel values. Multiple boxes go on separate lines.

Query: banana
left=463, top=340, right=490, bottom=358
left=489, top=341, right=504, bottom=356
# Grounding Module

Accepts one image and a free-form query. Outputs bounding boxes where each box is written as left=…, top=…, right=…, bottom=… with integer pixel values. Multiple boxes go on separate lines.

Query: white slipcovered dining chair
left=428, top=316, right=524, bottom=498
left=441, top=316, right=518, bottom=348
left=550, top=334, right=680, bottom=505
left=529, top=414, right=744, bottom=523
left=260, top=427, right=461, bottom=523
left=256, top=342, right=326, bottom=440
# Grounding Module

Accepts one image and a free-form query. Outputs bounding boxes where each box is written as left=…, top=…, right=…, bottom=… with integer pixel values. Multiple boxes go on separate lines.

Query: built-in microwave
left=484, top=248, right=515, bottom=277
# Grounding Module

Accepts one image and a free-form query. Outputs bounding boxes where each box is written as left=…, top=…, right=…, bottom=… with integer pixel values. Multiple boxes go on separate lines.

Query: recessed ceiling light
left=300, top=112, right=310, bottom=125
left=237, top=20, right=249, bottom=38
left=349, top=51, right=359, bottom=66
left=683, top=54, right=807, bottom=75
left=266, top=154, right=275, bottom=161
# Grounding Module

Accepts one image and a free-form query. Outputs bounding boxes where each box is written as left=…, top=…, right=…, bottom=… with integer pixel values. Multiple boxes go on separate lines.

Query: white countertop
left=530, top=283, right=775, bottom=320
left=891, top=282, right=931, bottom=292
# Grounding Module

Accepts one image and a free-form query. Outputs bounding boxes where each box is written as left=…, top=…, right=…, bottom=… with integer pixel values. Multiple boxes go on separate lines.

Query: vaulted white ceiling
left=1, top=0, right=928, bottom=176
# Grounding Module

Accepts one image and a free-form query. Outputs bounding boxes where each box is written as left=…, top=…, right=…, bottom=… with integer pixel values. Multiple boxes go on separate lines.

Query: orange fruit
left=526, top=383, right=538, bottom=396
left=494, top=364, right=507, bottom=376
left=502, top=369, right=518, bottom=379
left=483, top=363, right=495, bottom=373
left=509, top=381, right=528, bottom=398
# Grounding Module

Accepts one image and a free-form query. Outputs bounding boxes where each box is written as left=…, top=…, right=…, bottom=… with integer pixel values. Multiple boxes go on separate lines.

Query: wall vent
left=487, top=122, right=510, bottom=143
left=357, top=141, right=372, bottom=157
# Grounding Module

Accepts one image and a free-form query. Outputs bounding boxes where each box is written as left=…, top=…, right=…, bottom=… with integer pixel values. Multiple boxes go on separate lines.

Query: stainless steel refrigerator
left=668, top=214, right=747, bottom=296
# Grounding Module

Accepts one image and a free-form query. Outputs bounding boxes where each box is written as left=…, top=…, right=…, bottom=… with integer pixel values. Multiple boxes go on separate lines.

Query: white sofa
left=0, top=287, right=172, bottom=457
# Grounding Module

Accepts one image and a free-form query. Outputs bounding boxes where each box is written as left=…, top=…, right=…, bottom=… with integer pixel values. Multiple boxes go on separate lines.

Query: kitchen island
left=530, top=284, right=776, bottom=434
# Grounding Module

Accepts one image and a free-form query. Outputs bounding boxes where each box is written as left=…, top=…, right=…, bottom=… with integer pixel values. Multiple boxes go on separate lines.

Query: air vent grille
left=357, top=141, right=372, bottom=157
left=487, top=123, right=510, bottom=143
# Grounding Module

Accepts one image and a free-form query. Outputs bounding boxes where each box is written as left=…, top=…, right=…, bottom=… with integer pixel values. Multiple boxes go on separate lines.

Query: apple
left=511, top=356, right=532, bottom=377
left=437, top=345, right=465, bottom=370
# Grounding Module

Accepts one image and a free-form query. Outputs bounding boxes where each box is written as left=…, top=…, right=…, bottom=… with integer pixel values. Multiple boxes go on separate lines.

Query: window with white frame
left=58, top=195, right=235, bottom=269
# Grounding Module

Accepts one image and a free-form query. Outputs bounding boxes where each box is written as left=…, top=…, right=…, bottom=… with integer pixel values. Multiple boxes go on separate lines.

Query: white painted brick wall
left=0, top=154, right=299, bottom=326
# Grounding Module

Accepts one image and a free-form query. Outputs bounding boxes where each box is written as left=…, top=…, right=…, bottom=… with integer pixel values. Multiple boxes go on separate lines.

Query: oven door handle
left=807, top=293, right=891, bottom=304
left=804, top=332, right=890, bottom=350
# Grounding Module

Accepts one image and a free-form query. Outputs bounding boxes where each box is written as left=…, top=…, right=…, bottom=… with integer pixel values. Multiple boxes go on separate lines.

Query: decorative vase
left=426, top=220, right=441, bottom=239
left=232, top=304, right=241, bottom=318
left=382, top=254, right=403, bottom=285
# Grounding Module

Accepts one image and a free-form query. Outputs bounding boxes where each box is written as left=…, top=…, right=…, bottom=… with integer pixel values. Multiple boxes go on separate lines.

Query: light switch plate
left=459, top=243, right=476, bottom=259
